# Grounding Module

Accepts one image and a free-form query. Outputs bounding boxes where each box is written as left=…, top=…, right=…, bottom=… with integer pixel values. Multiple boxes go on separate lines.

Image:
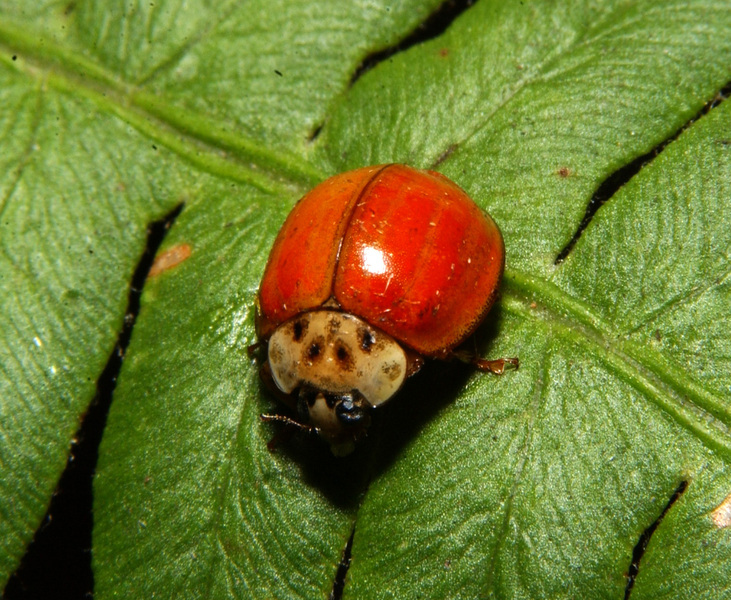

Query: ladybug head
left=296, top=385, right=371, bottom=455
left=266, top=309, right=410, bottom=454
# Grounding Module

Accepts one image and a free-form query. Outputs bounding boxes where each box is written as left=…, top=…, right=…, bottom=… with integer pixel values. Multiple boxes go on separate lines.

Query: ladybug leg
left=451, top=350, right=519, bottom=374
left=471, top=356, right=519, bottom=374
left=247, top=340, right=264, bottom=357
left=260, top=414, right=317, bottom=451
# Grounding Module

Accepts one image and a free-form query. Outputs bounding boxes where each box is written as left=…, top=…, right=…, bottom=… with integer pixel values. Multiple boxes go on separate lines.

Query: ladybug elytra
left=253, top=164, right=517, bottom=455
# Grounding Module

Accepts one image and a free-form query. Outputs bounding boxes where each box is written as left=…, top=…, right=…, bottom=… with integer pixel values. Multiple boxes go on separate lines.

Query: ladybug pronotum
left=253, top=164, right=517, bottom=455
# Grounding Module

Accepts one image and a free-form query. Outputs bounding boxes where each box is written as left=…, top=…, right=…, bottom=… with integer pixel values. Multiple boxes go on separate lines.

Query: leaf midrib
left=133, top=0, right=246, bottom=87
left=0, top=18, right=325, bottom=196
left=0, top=81, right=44, bottom=219
left=503, top=269, right=731, bottom=461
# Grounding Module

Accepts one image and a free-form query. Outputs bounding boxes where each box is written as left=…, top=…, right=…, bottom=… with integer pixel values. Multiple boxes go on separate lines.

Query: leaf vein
left=486, top=339, right=551, bottom=594
left=503, top=270, right=731, bottom=461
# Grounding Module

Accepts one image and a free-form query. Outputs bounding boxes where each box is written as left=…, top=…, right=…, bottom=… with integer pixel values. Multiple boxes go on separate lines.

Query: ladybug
left=253, top=164, right=517, bottom=455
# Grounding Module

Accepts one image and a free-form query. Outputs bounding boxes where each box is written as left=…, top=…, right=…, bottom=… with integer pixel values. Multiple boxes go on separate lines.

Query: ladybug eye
left=335, top=396, right=366, bottom=426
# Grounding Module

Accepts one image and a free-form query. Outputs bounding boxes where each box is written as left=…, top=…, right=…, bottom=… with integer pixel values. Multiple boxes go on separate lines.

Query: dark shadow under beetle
left=255, top=303, right=511, bottom=504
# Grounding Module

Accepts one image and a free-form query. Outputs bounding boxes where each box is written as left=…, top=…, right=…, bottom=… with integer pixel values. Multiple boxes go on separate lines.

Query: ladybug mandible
left=253, top=164, right=517, bottom=455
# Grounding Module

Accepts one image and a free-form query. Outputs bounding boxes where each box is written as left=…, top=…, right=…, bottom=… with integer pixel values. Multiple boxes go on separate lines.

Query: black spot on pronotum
left=293, top=320, right=304, bottom=342
left=360, top=328, right=375, bottom=352
left=335, top=344, right=355, bottom=371
left=304, top=335, right=325, bottom=363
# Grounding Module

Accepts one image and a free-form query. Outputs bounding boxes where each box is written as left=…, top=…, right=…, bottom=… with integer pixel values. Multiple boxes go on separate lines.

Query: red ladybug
left=254, top=164, right=517, bottom=454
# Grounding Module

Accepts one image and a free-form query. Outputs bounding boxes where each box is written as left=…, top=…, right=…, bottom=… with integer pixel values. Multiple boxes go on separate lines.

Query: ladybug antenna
left=260, top=413, right=316, bottom=432
left=260, top=413, right=318, bottom=451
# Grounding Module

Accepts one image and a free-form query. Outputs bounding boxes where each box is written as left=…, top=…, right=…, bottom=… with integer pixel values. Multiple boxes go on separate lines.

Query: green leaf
left=0, top=0, right=440, bottom=589
left=1, top=0, right=730, bottom=598
left=0, top=53, right=190, bottom=583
